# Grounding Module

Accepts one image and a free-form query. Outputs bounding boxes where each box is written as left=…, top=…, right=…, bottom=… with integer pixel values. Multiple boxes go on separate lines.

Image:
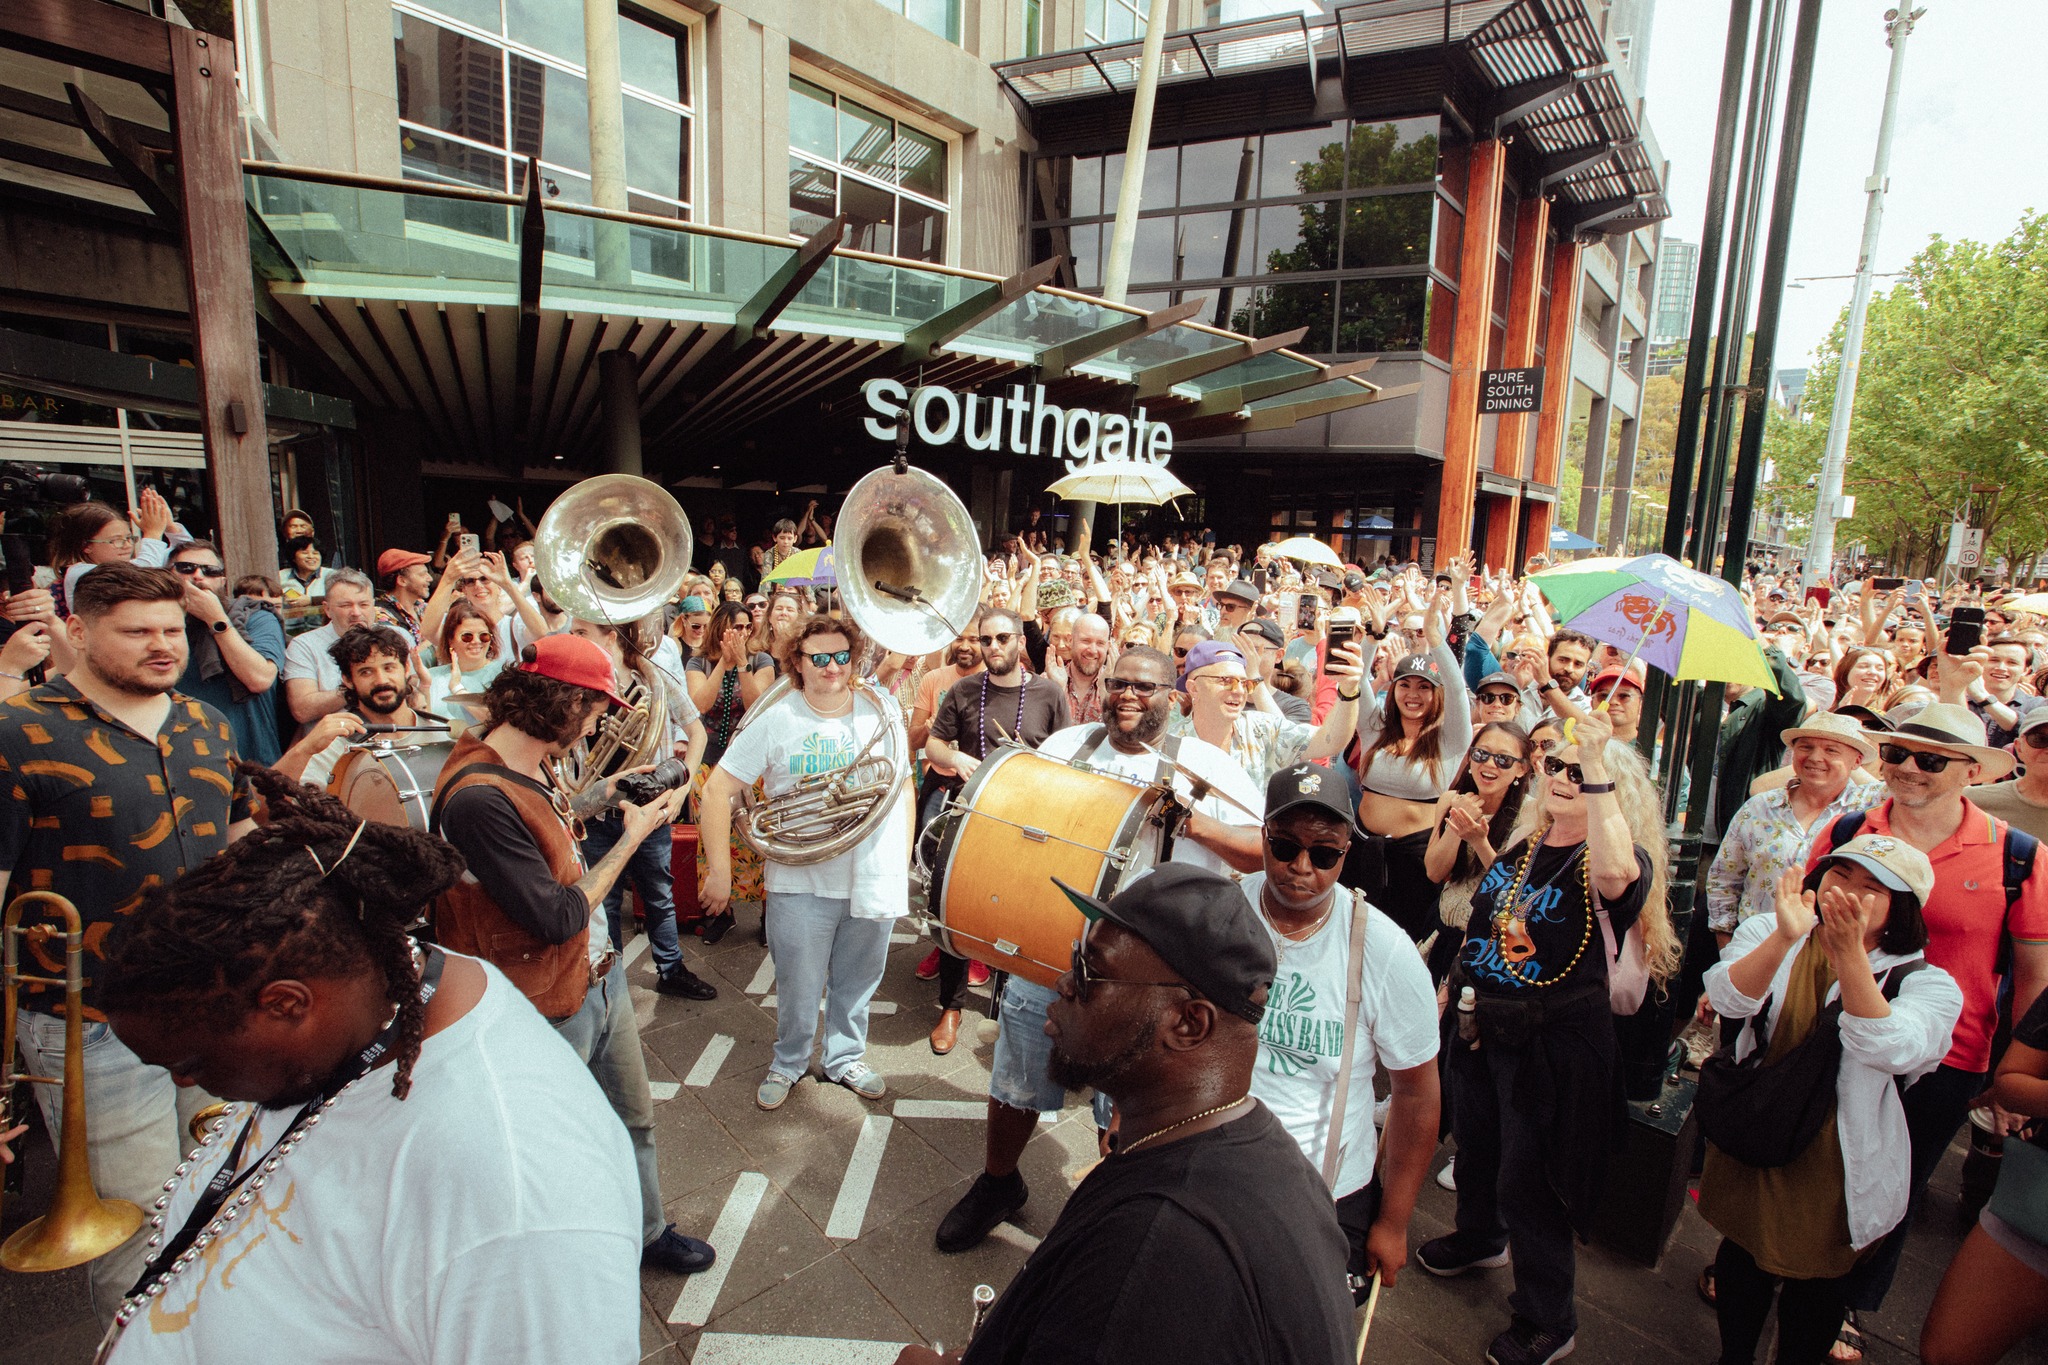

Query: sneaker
left=967, top=960, right=991, bottom=988
left=1485, top=1321, right=1575, bottom=1365
left=756, top=1072, right=797, bottom=1110
left=655, top=967, right=718, bottom=1000
left=833, top=1061, right=886, bottom=1100
left=1436, top=1156, right=1457, bottom=1191
left=915, top=946, right=942, bottom=980
left=936, top=1171, right=1028, bottom=1254
left=1416, top=1233, right=1509, bottom=1277
left=642, top=1224, right=717, bottom=1275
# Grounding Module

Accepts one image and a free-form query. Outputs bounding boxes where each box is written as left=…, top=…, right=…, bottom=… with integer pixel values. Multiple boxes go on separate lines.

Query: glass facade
left=1085, top=0, right=1150, bottom=42
left=788, top=77, right=950, bottom=264
left=871, top=0, right=961, bottom=44
left=393, top=1, right=693, bottom=219
left=1030, top=117, right=1453, bottom=358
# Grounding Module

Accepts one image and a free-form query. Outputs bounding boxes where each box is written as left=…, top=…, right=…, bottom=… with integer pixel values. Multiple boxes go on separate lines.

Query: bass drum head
left=328, top=744, right=453, bottom=831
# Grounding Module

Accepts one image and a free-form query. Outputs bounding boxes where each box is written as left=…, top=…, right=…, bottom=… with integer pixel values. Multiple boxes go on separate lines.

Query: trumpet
left=1, top=892, right=145, bottom=1272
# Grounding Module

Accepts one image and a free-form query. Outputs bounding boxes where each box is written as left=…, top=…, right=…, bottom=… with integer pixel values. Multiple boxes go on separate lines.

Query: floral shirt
left=1167, top=707, right=1312, bottom=791
left=1705, top=776, right=1886, bottom=933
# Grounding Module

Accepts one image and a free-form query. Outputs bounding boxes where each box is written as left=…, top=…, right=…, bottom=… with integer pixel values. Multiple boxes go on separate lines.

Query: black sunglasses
left=171, top=562, right=227, bottom=578
left=1104, top=677, right=1166, bottom=697
left=1877, top=742, right=1957, bottom=773
left=1265, top=831, right=1348, bottom=870
left=805, top=649, right=853, bottom=667
left=1475, top=690, right=1519, bottom=706
left=2022, top=728, right=2048, bottom=750
left=1068, top=923, right=1197, bottom=1003
left=1542, top=756, right=1585, bottom=784
left=976, top=632, right=1016, bottom=647
left=1469, top=746, right=1522, bottom=771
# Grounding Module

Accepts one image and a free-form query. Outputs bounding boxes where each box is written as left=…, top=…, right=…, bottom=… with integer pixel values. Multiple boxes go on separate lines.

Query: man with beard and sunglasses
left=275, top=625, right=446, bottom=789
left=898, top=866, right=1354, bottom=1365
left=170, top=538, right=287, bottom=765
left=934, top=646, right=1263, bottom=1254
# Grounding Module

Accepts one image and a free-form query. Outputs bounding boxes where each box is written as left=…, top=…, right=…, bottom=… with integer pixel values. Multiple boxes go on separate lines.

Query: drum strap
left=1320, top=890, right=1371, bottom=1193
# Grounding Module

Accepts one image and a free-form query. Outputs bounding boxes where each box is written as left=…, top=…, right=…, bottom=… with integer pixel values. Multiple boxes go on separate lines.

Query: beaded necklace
left=1488, top=832, right=1592, bottom=988
left=977, top=669, right=1030, bottom=757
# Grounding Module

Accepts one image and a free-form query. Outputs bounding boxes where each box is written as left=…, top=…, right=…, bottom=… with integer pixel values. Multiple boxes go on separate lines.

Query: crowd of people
left=1, top=491, right=2045, bottom=1365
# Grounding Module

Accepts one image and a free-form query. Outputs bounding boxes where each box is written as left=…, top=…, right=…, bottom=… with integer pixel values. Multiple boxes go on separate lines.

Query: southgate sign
left=861, top=378, right=1172, bottom=474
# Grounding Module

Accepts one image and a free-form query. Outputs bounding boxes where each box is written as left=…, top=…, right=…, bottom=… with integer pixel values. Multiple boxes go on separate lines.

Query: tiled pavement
left=5, top=906, right=2045, bottom=1364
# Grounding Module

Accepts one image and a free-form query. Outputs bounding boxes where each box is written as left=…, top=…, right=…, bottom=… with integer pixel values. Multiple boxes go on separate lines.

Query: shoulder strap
left=1320, top=891, right=1372, bottom=1192
left=1879, top=959, right=1927, bottom=1001
left=1827, top=809, right=1868, bottom=852
left=428, top=759, right=533, bottom=836
left=1071, top=723, right=1110, bottom=766
left=2003, top=825, right=2037, bottom=909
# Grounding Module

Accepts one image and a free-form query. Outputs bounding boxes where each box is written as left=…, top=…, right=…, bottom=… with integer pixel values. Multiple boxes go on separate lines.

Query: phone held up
left=1324, top=621, right=1356, bottom=673
left=1297, top=592, right=1321, bottom=633
left=458, top=532, right=481, bottom=558
left=1946, top=606, right=1986, bottom=656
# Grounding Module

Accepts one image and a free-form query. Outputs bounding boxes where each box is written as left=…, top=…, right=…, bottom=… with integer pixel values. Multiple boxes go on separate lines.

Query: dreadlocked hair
left=100, top=766, right=467, bottom=1100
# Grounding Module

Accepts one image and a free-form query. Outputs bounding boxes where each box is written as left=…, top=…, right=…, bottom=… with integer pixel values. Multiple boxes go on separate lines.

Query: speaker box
left=1589, top=1073, right=1698, bottom=1268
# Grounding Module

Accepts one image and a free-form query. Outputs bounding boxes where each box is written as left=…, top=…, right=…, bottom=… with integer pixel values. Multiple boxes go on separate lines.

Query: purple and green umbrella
left=1530, top=552, right=1777, bottom=692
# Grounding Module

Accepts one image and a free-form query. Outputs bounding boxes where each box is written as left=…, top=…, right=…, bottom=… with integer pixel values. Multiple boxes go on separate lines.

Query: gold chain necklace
left=1118, top=1095, right=1251, bottom=1155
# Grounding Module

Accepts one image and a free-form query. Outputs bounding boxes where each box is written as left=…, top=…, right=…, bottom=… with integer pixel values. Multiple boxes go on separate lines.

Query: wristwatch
left=210, top=618, right=229, bottom=634
left=1578, top=781, right=1617, bottom=794
left=1338, top=687, right=1361, bottom=702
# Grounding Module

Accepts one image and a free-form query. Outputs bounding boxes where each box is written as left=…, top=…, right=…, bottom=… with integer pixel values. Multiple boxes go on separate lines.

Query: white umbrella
left=1270, top=535, right=1343, bottom=568
left=1047, top=462, right=1193, bottom=546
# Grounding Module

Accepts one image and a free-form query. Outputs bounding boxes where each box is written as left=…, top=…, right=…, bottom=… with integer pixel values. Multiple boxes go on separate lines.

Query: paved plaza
left=4, top=909, right=2045, bottom=1365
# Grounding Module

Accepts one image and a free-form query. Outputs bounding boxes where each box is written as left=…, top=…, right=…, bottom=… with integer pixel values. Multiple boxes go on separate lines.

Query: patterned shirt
left=0, top=679, right=252, bottom=1017
left=1167, top=707, right=1313, bottom=791
left=1705, top=776, right=1885, bottom=933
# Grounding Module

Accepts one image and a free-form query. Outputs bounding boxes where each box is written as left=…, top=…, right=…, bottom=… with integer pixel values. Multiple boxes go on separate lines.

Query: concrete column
left=704, top=13, right=784, bottom=236
left=583, top=0, right=630, bottom=286
left=1605, top=416, right=1639, bottom=551
left=598, top=348, right=642, bottom=476
left=1576, top=395, right=1613, bottom=542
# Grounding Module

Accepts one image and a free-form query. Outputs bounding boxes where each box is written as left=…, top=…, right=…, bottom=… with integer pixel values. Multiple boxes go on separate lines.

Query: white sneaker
left=1373, top=1095, right=1392, bottom=1129
left=1436, top=1157, right=1457, bottom=1191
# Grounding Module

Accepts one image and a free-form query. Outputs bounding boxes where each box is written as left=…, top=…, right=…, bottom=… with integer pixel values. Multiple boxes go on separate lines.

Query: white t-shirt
left=715, top=687, right=911, bottom=919
left=109, top=958, right=640, bottom=1365
left=1239, top=873, right=1440, bottom=1198
left=1035, top=724, right=1263, bottom=879
left=282, top=622, right=343, bottom=693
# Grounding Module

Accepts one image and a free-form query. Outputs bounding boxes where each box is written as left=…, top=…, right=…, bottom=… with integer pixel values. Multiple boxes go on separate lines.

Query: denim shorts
left=989, top=978, right=1113, bottom=1128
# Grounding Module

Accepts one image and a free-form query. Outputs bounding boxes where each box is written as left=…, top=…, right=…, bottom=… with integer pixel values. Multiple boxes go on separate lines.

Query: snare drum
left=925, top=746, right=1170, bottom=987
left=328, top=742, right=454, bottom=831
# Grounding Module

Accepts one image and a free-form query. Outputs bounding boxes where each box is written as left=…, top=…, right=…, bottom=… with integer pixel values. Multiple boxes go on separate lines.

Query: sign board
left=1479, top=367, right=1545, bottom=414
left=861, top=379, right=1170, bottom=474
left=1958, top=527, right=1984, bottom=569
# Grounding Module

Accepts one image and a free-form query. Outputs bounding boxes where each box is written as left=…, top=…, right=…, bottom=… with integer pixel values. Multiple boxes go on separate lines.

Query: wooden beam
left=1526, top=236, right=1585, bottom=558
left=1036, top=299, right=1204, bottom=380
left=1130, top=326, right=1308, bottom=398
left=0, top=0, right=173, bottom=83
left=65, top=84, right=180, bottom=220
left=1435, top=137, right=1506, bottom=561
left=902, top=258, right=1063, bottom=364
left=169, top=25, right=273, bottom=582
left=1486, top=194, right=1551, bottom=570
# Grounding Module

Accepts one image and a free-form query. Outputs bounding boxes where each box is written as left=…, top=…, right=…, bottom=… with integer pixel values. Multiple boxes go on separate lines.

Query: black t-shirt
left=963, top=1103, right=1354, bottom=1365
left=1457, top=839, right=1651, bottom=996
left=929, top=672, right=1071, bottom=790
left=436, top=776, right=590, bottom=945
left=686, top=652, right=776, bottom=766
left=2014, top=989, right=2048, bottom=1154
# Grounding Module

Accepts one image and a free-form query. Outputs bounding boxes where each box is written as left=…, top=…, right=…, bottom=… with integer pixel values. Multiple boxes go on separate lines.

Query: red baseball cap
left=377, top=548, right=431, bottom=579
left=516, top=634, right=631, bottom=708
left=1590, top=665, right=1645, bottom=694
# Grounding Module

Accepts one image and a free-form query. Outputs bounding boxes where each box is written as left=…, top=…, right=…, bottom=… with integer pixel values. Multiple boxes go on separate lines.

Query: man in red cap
left=1585, top=665, right=1646, bottom=744
left=431, top=634, right=719, bottom=1278
left=375, top=547, right=433, bottom=642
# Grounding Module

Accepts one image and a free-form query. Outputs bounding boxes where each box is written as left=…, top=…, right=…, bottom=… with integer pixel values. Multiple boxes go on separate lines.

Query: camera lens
left=613, top=757, right=690, bottom=808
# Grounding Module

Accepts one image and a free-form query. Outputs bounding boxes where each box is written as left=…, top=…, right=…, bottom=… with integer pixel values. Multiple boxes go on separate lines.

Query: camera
left=613, top=758, right=690, bottom=808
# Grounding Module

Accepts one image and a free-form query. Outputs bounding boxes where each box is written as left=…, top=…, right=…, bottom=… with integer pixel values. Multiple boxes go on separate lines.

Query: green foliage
left=1760, top=211, right=2048, bottom=578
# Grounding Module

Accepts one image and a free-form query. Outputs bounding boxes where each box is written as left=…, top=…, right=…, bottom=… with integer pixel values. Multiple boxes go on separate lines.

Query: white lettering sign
left=862, top=379, right=1172, bottom=474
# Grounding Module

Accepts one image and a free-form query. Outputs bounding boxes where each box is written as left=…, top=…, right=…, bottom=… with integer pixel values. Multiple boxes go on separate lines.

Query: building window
left=871, top=0, right=961, bottom=44
left=1023, top=0, right=1043, bottom=56
left=788, top=76, right=949, bottom=264
left=1085, top=0, right=1149, bottom=42
left=392, top=1, right=692, bottom=220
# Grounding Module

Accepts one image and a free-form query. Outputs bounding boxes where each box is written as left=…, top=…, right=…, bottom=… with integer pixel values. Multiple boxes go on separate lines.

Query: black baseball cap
left=1218, top=578, right=1259, bottom=605
left=1236, top=618, right=1285, bottom=648
left=1053, top=865, right=1276, bottom=1025
left=1265, top=763, right=1357, bottom=829
left=1342, top=570, right=1366, bottom=593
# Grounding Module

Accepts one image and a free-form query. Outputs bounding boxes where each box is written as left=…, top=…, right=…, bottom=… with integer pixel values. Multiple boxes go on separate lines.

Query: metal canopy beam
left=1036, top=299, right=1204, bottom=380
left=1239, top=379, right=1418, bottom=432
left=1130, top=326, right=1309, bottom=398
left=0, top=325, right=354, bottom=428
left=731, top=214, right=848, bottom=345
left=1489, top=72, right=1577, bottom=132
left=1537, top=145, right=1614, bottom=187
left=1565, top=195, right=1641, bottom=234
left=904, top=257, right=1063, bottom=364
left=1185, top=356, right=1378, bottom=419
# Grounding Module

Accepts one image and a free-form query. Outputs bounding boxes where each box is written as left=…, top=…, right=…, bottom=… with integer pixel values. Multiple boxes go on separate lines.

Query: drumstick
left=1356, top=1274, right=1381, bottom=1362
left=1130, top=740, right=1263, bottom=821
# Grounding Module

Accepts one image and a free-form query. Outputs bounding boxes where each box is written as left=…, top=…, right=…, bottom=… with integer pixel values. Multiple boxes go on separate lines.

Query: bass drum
left=925, top=746, right=1170, bottom=988
left=328, top=742, right=454, bottom=832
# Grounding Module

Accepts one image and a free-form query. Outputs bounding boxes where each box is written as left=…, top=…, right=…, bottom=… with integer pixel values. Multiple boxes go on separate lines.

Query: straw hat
left=1876, top=701, right=2016, bottom=780
left=1778, top=710, right=1879, bottom=765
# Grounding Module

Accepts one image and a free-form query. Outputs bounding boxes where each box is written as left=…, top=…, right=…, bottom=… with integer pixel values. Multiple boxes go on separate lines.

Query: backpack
left=1696, top=959, right=1925, bottom=1168
left=1825, top=809, right=2038, bottom=975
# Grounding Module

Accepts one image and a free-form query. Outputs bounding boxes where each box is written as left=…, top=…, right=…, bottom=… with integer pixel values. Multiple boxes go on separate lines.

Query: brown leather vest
left=431, top=733, right=590, bottom=1020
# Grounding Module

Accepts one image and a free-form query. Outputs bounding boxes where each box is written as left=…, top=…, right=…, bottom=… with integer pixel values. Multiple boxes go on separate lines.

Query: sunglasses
left=1877, top=742, right=1958, bottom=773
left=1068, top=922, right=1197, bottom=1004
left=1265, top=832, right=1348, bottom=869
left=1542, top=756, right=1585, bottom=784
left=1173, top=647, right=1191, bottom=659
left=1475, top=690, right=1519, bottom=706
left=171, top=562, right=227, bottom=578
left=1470, top=746, right=1522, bottom=771
left=976, top=632, right=1016, bottom=647
left=1197, top=675, right=1249, bottom=693
left=458, top=576, right=489, bottom=587
left=805, top=649, right=853, bottom=667
left=1104, top=677, right=1165, bottom=697
left=2023, top=728, right=2048, bottom=750
left=454, top=630, right=492, bottom=644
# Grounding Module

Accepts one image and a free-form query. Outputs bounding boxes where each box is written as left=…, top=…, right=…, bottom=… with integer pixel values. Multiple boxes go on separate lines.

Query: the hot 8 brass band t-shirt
left=1457, top=839, right=1650, bottom=995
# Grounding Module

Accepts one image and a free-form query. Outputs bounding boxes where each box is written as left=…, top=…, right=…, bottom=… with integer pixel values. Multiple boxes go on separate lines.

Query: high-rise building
left=1653, top=237, right=1699, bottom=345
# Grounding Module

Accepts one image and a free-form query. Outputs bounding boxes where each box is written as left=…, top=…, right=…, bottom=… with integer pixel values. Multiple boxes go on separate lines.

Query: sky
left=1640, top=0, right=2048, bottom=371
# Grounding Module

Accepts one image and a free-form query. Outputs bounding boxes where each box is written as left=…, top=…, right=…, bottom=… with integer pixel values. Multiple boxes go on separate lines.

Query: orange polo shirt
left=1805, top=797, right=2048, bottom=1073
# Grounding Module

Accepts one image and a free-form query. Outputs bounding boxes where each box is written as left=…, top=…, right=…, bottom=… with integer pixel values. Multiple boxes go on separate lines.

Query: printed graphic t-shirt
left=1458, top=839, right=1650, bottom=996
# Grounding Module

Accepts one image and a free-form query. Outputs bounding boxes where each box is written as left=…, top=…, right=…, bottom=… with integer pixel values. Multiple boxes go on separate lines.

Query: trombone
left=1, top=892, right=145, bottom=1272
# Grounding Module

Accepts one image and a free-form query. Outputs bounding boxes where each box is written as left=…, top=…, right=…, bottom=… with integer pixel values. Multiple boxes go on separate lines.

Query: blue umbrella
left=1360, top=514, right=1394, bottom=530
left=1550, top=527, right=1599, bottom=552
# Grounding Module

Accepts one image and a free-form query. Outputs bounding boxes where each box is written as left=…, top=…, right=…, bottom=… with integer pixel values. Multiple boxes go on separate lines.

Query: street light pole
left=1803, top=6, right=1925, bottom=588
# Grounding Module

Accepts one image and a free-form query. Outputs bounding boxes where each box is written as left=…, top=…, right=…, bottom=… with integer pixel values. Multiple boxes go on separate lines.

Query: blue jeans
left=14, top=1009, right=217, bottom=1322
left=552, top=959, right=664, bottom=1244
left=989, top=978, right=1114, bottom=1128
left=582, top=810, right=680, bottom=977
left=763, top=892, right=891, bottom=1083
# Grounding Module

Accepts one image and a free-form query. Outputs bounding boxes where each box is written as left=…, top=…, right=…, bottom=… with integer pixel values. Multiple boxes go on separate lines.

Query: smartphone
left=1904, top=580, right=1924, bottom=601
left=1297, top=593, right=1320, bottom=633
left=1324, top=622, right=1356, bottom=670
left=1872, top=577, right=1903, bottom=592
left=1947, top=606, right=1986, bottom=656
left=458, top=532, right=480, bottom=557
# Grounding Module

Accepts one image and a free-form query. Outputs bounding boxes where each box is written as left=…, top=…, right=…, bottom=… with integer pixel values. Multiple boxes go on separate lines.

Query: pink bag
left=1595, top=888, right=1650, bottom=1015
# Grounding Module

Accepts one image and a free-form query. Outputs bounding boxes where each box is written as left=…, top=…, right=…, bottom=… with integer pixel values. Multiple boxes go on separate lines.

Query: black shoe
left=1484, top=1320, right=1575, bottom=1365
left=642, top=1224, right=716, bottom=1275
left=936, top=1171, right=1028, bottom=1254
left=656, top=967, right=718, bottom=1000
left=1416, top=1233, right=1510, bottom=1277
left=699, top=911, right=735, bottom=945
